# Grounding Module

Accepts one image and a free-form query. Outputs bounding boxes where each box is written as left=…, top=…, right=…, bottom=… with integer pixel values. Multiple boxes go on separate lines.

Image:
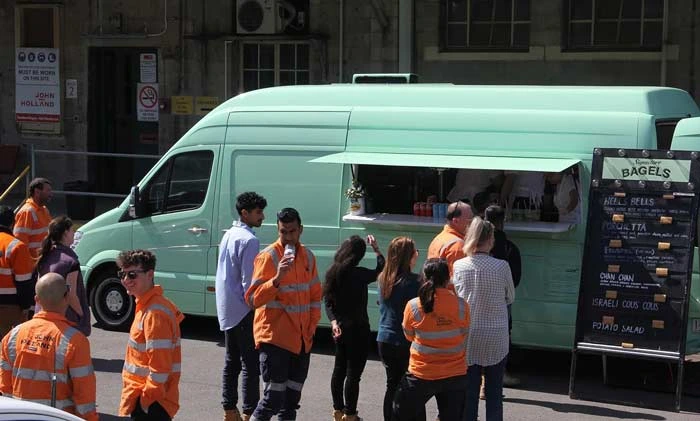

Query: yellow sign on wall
left=172, top=96, right=193, bottom=115
left=195, top=96, right=219, bottom=115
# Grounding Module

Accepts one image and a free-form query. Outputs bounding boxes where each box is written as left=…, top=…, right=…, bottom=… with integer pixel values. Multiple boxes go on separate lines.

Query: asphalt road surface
left=88, top=315, right=700, bottom=420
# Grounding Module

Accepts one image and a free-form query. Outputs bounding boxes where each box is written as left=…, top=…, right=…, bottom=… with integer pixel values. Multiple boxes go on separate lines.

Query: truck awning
left=310, top=151, right=581, bottom=173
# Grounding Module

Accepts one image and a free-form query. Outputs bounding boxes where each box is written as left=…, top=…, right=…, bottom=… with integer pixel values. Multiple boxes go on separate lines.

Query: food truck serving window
left=310, top=152, right=582, bottom=233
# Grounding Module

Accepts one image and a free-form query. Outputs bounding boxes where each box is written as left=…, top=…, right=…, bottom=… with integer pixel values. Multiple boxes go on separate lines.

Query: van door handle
left=188, top=226, right=208, bottom=234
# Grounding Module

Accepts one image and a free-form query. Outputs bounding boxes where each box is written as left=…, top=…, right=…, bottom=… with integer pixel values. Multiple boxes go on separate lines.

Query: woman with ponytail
left=324, top=234, right=384, bottom=421
left=392, top=258, right=470, bottom=420
left=453, top=217, right=515, bottom=421
left=376, top=236, right=422, bottom=421
left=36, top=215, right=91, bottom=336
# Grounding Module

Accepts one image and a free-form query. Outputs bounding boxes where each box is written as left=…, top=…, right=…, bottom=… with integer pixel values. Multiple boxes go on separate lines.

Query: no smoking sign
left=137, top=83, right=158, bottom=122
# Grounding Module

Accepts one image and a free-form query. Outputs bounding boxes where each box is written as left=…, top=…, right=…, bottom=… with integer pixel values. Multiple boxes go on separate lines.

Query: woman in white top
left=452, top=217, right=515, bottom=421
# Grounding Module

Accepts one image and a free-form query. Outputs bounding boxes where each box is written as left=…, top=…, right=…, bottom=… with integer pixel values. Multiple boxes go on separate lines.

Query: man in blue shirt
left=216, top=192, right=267, bottom=421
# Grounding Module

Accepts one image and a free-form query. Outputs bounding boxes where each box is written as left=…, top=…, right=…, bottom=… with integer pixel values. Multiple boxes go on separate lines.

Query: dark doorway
left=87, top=48, right=159, bottom=196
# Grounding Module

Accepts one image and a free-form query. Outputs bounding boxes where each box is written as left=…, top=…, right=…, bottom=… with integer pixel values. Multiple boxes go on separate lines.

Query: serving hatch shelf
left=342, top=213, right=575, bottom=233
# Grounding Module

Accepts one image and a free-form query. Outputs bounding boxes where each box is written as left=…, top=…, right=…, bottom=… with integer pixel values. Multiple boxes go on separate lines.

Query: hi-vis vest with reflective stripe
left=245, top=241, right=322, bottom=355
left=428, top=225, right=466, bottom=277
left=0, top=232, right=34, bottom=307
left=0, top=311, right=97, bottom=421
left=120, top=285, right=184, bottom=419
left=13, top=199, right=51, bottom=258
left=402, top=288, right=470, bottom=381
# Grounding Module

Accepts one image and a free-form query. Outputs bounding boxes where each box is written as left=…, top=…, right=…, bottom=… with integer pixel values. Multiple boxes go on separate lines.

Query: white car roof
left=0, top=396, right=83, bottom=420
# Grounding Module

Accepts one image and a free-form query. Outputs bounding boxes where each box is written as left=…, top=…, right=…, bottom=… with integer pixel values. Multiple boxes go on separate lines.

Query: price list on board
left=575, top=149, right=700, bottom=354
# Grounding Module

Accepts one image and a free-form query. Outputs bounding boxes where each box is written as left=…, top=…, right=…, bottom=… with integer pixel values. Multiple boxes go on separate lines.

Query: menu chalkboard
left=571, top=148, right=700, bottom=411
left=575, top=149, right=700, bottom=354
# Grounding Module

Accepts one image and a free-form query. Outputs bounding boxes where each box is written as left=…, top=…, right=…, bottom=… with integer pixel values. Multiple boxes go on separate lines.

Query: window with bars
left=564, top=0, right=664, bottom=51
left=440, top=0, right=531, bottom=51
left=241, top=42, right=310, bottom=92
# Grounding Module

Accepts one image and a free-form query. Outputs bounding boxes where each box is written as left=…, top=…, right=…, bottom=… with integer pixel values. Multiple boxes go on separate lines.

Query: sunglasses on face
left=117, top=269, right=148, bottom=280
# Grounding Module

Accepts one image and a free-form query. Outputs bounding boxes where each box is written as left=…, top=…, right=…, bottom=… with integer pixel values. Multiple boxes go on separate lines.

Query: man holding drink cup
left=244, top=207, right=321, bottom=421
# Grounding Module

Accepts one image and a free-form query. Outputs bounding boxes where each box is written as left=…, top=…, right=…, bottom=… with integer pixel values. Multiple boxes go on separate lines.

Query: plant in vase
left=345, top=180, right=366, bottom=215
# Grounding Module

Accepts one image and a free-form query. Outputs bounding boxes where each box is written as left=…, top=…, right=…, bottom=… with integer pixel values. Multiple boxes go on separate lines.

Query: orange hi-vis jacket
left=0, top=231, right=34, bottom=309
left=245, top=240, right=321, bottom=355
left=13, top=199, right=51, bottom=259
left=402, top=288, right=470, bottom=381
left=120, top=285, right=184, bottom=418
left=0, top=311, right=97, bottom=421
left=428, top=225, right=466, bottom=277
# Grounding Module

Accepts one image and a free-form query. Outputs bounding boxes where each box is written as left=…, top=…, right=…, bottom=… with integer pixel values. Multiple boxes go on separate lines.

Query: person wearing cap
left=244, top=207, right=321, bottom=421
left=0, top=206, right=34, bottom=337
left=14, top=177, right=52, bottom=259
left=0, top=272, right=97, bottom=421
left=427, top=201, right=474, bottom=278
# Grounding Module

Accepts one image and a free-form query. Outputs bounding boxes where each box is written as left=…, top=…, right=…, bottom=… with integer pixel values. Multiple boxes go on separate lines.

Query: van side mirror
left=129, top=186, right=144, bottom=219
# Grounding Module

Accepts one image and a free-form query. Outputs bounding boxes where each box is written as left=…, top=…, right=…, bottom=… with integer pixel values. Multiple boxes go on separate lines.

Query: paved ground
left=89, top=315, right=700, bottom=420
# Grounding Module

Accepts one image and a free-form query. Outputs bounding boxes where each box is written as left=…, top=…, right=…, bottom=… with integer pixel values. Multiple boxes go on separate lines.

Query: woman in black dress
left=324, top=234, right=384, bottom=421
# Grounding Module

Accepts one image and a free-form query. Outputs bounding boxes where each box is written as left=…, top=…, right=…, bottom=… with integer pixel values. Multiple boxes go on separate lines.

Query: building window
left=15, top=5, right=60, bottom=48
left=440, top=0, right=531, bottom=51
left=241, top=42, right=310, bottom=92
left=564, top=0, right=664, bottom=51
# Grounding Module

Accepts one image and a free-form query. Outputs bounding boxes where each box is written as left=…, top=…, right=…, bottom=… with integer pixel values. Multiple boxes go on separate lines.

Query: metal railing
left=30, top=145, right=161, bottom=199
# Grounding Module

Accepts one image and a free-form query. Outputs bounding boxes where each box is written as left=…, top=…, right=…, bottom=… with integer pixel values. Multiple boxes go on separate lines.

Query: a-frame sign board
left=569, top=148, right=700, bottom=412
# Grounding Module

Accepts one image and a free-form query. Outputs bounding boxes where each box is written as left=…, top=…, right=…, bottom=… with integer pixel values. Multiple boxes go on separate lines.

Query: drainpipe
left=339, top=0, right=344, bottom=82
left=660, top=0, right=669, bottom=86
left=690, top=0, right=697, bottom=98
left=398, top=0, right=414, bottom=72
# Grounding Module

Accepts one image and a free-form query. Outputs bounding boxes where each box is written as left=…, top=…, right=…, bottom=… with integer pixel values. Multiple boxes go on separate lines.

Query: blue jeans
left=465, top=357, right=507, bottom=421
left=222, top=311, right=260, bottom=415
left=252, top=343, right=311, bottom=421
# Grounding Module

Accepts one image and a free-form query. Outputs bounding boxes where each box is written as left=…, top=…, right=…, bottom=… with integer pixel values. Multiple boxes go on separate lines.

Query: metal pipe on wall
left=339, top=0, right=344, bottom=82
left=398, top=0, right=414, bottom=72
left=660, top=0, right=669, bottom=86
left=690, top=0, right=697, bottom=98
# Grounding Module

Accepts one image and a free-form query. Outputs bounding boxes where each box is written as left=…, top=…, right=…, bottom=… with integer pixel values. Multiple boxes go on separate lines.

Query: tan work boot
left=341, top=414, right=363, bottom=421
left=241, top=413, right=252, bottom=421
left=333, top=410, right=344, bottom=421
left=224, top=409, right=243, bottom=421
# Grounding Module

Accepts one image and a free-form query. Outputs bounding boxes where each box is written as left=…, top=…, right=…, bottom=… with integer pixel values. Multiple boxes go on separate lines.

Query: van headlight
left=71, top=230, right=83, bottom=250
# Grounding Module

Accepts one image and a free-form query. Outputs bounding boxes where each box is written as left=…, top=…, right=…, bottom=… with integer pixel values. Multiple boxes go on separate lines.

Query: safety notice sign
left=15, top=48, right=61, bottom=123
left=137, top=83, right=159, bottom=122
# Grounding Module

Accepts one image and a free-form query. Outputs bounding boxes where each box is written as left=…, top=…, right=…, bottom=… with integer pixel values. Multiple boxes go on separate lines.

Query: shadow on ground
left=97, top=413, right=127, bottom=420
left=504, top=397, right=667, bottom=420
left=93, top=358, right=125, bottom=373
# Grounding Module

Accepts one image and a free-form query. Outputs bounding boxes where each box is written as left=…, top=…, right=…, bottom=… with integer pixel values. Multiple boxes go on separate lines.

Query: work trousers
left=251, top=342, right=311, bottom=421
left=222, top=311, right=260, bottom=415
left=392, top=373, right=468, bottom=421
left=131, top=399, right=171, bottom=421
left=466, top=357, right=507, bottom=421
left=331, top=325, right=370, bottom=415
left=377, top=341, right=425, bottom=421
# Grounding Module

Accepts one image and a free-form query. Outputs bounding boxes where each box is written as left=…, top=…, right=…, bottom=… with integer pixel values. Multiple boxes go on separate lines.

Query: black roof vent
left=352, top=73, right=419, bottom=84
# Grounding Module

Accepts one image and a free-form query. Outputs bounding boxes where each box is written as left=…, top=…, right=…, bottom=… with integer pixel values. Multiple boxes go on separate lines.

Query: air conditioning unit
left=236, top=0, right=297, bottom=35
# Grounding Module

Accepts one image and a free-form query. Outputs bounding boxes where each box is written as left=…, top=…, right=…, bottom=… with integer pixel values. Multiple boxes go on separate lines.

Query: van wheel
left=90, top=268, right=135, bottom=331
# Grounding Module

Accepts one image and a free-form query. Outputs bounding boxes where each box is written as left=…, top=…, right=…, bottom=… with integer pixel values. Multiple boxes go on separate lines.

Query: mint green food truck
left=72, top=83, right=700, bottom=354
